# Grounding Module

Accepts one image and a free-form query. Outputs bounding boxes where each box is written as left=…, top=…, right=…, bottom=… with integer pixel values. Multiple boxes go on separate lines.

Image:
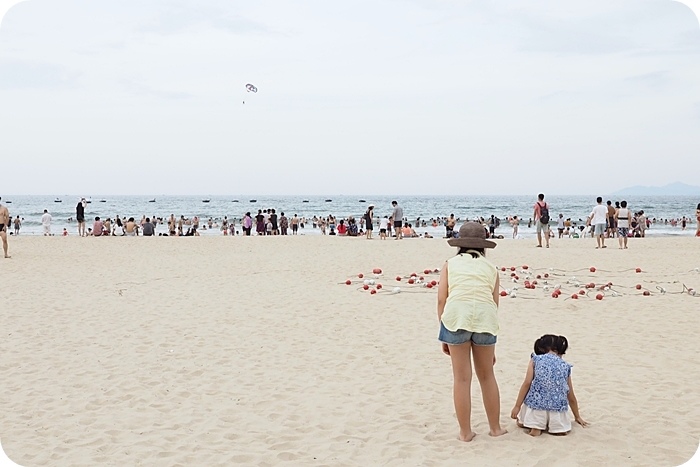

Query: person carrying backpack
left=533, top=193, right=550, bottom=248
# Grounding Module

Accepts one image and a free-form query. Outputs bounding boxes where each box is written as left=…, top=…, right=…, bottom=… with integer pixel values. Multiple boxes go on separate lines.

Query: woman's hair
left=457, top=247, right=485, bottom=258
left=534, top=334, right=569, bottom=355
left=697, top=203, right=700, bottom=210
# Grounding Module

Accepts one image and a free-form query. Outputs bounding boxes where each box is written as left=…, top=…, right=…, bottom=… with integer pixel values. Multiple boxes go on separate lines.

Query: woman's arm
left=510, top=360, right=535, bottom=419
left=492, top=273, right=500, bottom=306
left=436, top=262, right=449, bottom=322
left=567, top=376, right=589, bottom=426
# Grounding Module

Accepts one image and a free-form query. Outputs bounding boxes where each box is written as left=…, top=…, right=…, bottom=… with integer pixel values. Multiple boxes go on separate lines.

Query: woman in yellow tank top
left=437, top=222, right=507, bottom=441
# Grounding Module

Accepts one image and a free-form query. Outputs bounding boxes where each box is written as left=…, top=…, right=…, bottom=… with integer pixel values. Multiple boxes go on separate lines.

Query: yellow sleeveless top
left=441, top=252, right=499, bottom=335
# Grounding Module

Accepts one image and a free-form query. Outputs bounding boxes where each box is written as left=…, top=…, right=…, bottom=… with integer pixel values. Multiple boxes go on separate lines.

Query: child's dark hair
left=533, top=334, right=569, bottom=355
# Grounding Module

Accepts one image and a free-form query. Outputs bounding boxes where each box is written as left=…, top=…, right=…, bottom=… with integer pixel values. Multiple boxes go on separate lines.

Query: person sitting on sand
left=92, top=217, right=104, bottom=237
left=125, top=217, right=137, bottom=236
left=511, top=335, right=588, bottom=436
left=337, top=219, right=348, bottom=235
left=437, top=222, right=507, bottom=441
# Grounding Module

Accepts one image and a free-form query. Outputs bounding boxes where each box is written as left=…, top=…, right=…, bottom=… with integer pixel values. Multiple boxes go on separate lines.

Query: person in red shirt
left=337, top=219, right=348, bottom=235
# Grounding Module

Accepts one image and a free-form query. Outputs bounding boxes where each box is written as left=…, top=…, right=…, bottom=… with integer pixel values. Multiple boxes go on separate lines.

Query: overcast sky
left=0, top=0, right=699, bottom=196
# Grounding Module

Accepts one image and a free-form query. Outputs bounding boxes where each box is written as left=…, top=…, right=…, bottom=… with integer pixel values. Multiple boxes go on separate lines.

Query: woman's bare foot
left=458, top=431, right=477, bottom=442
left=489, top=428, right=508, bottom=437
left=527, top=428, right=542, bottom=437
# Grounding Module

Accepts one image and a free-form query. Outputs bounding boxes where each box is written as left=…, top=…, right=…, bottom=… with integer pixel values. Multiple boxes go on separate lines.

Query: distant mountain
left=612, top=182, right=700, bottom=196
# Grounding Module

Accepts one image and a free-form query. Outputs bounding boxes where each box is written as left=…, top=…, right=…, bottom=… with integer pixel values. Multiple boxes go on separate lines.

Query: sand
left=1, top=234, right=699, bottom=466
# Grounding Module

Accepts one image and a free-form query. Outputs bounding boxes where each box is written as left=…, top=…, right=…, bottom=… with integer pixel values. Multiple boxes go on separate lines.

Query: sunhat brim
left=447, top=237, right=497, bottom=249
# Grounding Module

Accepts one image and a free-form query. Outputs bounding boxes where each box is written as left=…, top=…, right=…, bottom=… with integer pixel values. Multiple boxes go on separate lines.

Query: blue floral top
left=524, top=353, right=572, bottom=412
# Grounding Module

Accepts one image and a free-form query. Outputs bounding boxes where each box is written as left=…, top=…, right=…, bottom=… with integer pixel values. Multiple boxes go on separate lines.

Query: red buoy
left=424, top=269, right=431, bottom=274
left=408, top=278, right=415, bottom=285
left=431, top=280, right=437, bottom=286
left=372, top=268, right=382, bottom=274
left=595, top=293, right=603, bottom=300
left=635, top=267, right=642, bottom=273
left=396, top=276, right=402, bottom=281
left=522, top=265, right=529, bottom=270
left=426, top=283, right=433, bottom=289
left=370, top=289, right=377, bottom=295
left=571, top=294, right=579, bottom=299
left=376, top=283, right=383, bottom=289
left=635, top=284, right=642, bottom=290
left=551, top=292, right=559, bottom=298
left=345, top=280, right=352, bottom=285
left=578, top=290, right=586, bottom=295
left=643, top=290, right=650, bottom=296
left=589, top=267, right=596, bottom=273
left=358, top=273, right=364, bottom=278
left=363, top=284, right=369, bottom=290
left=500, top=291, right=507, bottom=296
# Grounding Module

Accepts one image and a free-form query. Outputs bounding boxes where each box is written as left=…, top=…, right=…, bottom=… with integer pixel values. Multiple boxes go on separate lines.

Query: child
left=511, top=335, right=588, bottom=436
left=511, top=216, right=519, bottom=239
left=379, top=216, right=389, bottom=240
left=438, top=222, right=507, bottom=441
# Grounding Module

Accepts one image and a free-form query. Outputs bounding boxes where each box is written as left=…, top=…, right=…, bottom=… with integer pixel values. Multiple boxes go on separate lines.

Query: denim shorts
left=438, top=321, right=497, bottom=346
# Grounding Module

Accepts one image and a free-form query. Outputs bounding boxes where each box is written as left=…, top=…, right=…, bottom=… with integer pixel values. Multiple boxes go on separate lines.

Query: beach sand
left=1, top=235, right=699, bottom=466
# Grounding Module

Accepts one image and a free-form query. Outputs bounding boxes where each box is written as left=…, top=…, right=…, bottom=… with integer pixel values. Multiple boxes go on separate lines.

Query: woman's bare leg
left=448, top=343, right=476, bottom=442
left=472, top=344, right=507, bottom=437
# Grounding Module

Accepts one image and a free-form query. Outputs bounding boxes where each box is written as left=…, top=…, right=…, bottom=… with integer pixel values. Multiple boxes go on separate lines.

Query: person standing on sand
left=606, top=200, right=616, bottom=238
left=76, top=198, right=86, bottom=237
left=0, top=197, right=11, bottom=258
left=41, top=209, right=53, bottom=236
left=364, top=205, right=374, bottom=239
left=392, top=201, right=403, bottom=240
left=533, top=194, right=550, bottom=248
left=13, top=215, right=21, bottom=236
left=614, top=200, right=632, bottom=249
left=696, top=203, right=700, bottom=237
left=437, top=222, right=507, bottom=442
left=586, top=197, right=608, bottom=249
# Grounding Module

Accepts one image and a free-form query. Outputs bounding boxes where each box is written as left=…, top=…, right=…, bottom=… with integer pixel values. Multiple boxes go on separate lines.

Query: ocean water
left=2, top=195, right=698, bottom=237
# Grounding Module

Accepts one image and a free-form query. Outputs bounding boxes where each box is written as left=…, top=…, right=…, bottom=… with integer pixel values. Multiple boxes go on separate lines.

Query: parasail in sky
left=245, top=83, right=258, bottom=93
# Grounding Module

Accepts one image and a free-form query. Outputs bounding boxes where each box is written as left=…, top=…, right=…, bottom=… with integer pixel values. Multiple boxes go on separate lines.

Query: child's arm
left=567, top=376, right=589, bottom=427
left=510, top=360, right=535, bottom=419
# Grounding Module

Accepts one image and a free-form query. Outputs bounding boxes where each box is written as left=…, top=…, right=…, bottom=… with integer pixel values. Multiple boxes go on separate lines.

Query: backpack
left=539, top=202, right=550, bottom=224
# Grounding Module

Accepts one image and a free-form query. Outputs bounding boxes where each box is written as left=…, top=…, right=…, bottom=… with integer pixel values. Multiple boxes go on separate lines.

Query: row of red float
left=343, top=267, right=441, bottom=295
left=496, top=264, right=698, bottom=300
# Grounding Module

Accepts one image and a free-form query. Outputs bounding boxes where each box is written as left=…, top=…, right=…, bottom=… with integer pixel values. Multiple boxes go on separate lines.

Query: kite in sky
left=246, top=84, right=258, bottom=93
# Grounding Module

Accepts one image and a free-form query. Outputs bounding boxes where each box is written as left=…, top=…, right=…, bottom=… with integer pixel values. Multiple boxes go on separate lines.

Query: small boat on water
left=148, top=199, right=156, bottom=203
left=232, top=200, right=239, bottom=203
left=85, top=198, right=92, bottom=204
left=325, top=199, right=332, bottom=202
left=359, top=199, right=366, bottom=203
left=54, top=198, right=62, bottom=203
left=249, top=199, right=257, bottom=203
left=5, top=200, right=11, bottom=204
left=202, top=199, right=211, bottom=203
left=302, top=200, right=309, bottom=203
left=99, top=199, right=107, bottom=203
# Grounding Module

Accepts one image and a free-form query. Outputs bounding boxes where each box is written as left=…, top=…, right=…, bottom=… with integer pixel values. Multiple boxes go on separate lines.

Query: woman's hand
left=510, top=406, right=520, bottom=420
left=441, top=343, right=450, bottom=356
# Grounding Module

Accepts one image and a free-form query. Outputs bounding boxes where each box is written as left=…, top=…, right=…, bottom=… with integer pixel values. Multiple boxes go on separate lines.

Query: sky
left=0, top=0, right=699, bottom=196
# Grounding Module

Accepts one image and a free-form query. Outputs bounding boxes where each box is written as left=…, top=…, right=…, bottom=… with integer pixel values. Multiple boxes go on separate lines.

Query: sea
left=2, top=195, right=698, bottom=237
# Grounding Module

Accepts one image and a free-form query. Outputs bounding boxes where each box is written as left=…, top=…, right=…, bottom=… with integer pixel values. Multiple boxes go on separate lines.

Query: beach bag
left=539, top=203, right=549, bottom=224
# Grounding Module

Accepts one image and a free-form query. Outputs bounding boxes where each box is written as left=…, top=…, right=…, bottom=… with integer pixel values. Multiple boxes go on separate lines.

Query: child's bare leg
left=472, top=344, right=507, bottom=437
left=448, top=343, right=476, bottom=442
left=528, top=428, right=542, bottom=437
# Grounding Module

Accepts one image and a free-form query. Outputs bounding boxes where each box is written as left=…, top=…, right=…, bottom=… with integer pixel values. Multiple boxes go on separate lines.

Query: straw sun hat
left=447, top=221, right=497, bottom=249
